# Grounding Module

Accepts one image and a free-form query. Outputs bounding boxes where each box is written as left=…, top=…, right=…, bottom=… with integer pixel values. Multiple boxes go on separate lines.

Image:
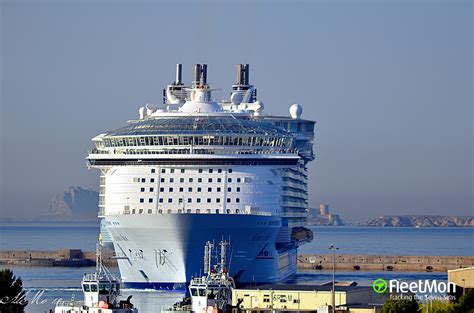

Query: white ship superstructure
left=87, top=64, right=315, bottom=290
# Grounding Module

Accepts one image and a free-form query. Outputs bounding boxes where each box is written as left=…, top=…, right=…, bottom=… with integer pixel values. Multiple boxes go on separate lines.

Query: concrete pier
left=299, top=254, right=474, bottom=272
left=2, top=250, right=473, bottom=272
left=0, top=249, right=117, bottom=267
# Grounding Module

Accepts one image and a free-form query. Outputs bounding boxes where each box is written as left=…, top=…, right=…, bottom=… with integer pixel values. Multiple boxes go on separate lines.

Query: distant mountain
left=359, top=215, right=474, bottom=227
left=42, top=186, right=99, bottom=222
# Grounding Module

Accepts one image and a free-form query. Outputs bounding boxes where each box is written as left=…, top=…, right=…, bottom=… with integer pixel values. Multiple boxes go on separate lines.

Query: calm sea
left=1, top=223, right=472, bottom=255
left=0, top=223, right=472, bottom=312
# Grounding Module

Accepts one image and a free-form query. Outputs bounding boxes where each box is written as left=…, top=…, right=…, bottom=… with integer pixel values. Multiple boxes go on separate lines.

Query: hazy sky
left=1, top=0, right=472, bottom=222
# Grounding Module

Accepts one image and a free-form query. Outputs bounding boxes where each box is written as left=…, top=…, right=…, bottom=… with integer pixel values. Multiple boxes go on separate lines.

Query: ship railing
left=110, top=209, right=273, bottom=217
left=161, top=304, right=192, bottom=313
left=281, top=211, right=308, bottom=218
left=190, top=276, right=232, bottom=286
left=83, top=272, right=119, bottom=282
left=88, top=147, right=299, bottom=156
left=55, top=300, right=85, bottom=307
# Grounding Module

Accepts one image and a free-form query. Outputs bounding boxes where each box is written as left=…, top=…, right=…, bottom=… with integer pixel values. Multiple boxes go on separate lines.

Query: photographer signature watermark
left=0, top=289, right=73, bottom=306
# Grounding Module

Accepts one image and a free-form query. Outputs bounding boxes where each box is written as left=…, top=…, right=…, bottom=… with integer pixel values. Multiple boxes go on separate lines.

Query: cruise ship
left=87, top=64, right=315, bottom=290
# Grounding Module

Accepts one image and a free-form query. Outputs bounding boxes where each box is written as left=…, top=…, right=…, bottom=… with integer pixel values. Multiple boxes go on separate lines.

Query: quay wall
left=1, top=249, right=473, bottom=272
left=299, top=254, right=474, bottom=272
left=0, top=249, right=117, bottom=267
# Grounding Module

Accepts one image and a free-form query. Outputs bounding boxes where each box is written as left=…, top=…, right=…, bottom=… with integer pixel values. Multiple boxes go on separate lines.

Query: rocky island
left=45, top=186, right=99, bottom=223
left=359, top=215, right=474, bottom=227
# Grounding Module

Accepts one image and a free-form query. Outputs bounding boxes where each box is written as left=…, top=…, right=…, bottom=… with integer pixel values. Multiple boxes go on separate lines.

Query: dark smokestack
left=194, top=64, right=201, bottom=83
left=244, top=64, right=249, bottom=85
left=237, top=64, right=243, bottom=85
left=202, top=64, right=207, bottom=84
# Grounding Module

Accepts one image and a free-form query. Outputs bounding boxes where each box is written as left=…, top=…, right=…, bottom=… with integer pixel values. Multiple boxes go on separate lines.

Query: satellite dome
left=138, top=107, right=146, bottom=119
left=230, top=92, right=243, bottom=105
left=254, top=100, right=264, bottom=112
left=289, top=103, right=302, bottom=119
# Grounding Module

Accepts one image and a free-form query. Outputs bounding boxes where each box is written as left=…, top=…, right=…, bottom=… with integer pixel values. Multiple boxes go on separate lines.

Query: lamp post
left=461, top=278, right=466, bottom=296
left=329, top=244, right=339, bottom=313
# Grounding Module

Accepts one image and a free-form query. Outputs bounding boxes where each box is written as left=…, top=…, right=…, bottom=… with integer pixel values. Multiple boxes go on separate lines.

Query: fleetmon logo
left=373, top=278, right=388, bottom=294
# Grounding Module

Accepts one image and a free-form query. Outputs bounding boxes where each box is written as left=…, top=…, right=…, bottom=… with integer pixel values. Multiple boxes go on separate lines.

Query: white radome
left=230, top=92, right=243, bottom=105
left=138, top=106, right=146, bottom=119
left=289, top=103, right=302, bottom=119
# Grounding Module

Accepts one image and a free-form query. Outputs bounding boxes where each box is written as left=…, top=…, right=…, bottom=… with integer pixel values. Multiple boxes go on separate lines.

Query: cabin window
left=99, top=283, right=111, bottom=294
left=199, top=289, right=206, bottom=297
left=90, top=284, right=97, bottom=292
left=83, top=284, right=91, bottom=292
left=190, top=288, right=198, bottom=296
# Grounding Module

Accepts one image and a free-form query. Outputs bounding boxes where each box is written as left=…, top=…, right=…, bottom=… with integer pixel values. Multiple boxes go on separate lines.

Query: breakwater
left=2, top=250, right=473, bottom=272
left=299, top=254, right=474, bottom=272
left=0, top=249, right=117, bottom=267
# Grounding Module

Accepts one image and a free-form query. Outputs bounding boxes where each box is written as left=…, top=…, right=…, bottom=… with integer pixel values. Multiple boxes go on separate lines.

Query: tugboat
left=54, top=237, right=138, bottom=313
left=163, top=240, right=235, bottom=313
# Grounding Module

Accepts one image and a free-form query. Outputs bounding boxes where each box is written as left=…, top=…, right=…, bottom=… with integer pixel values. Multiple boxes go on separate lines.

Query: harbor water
left=1, top=223, right=472, bottom=312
